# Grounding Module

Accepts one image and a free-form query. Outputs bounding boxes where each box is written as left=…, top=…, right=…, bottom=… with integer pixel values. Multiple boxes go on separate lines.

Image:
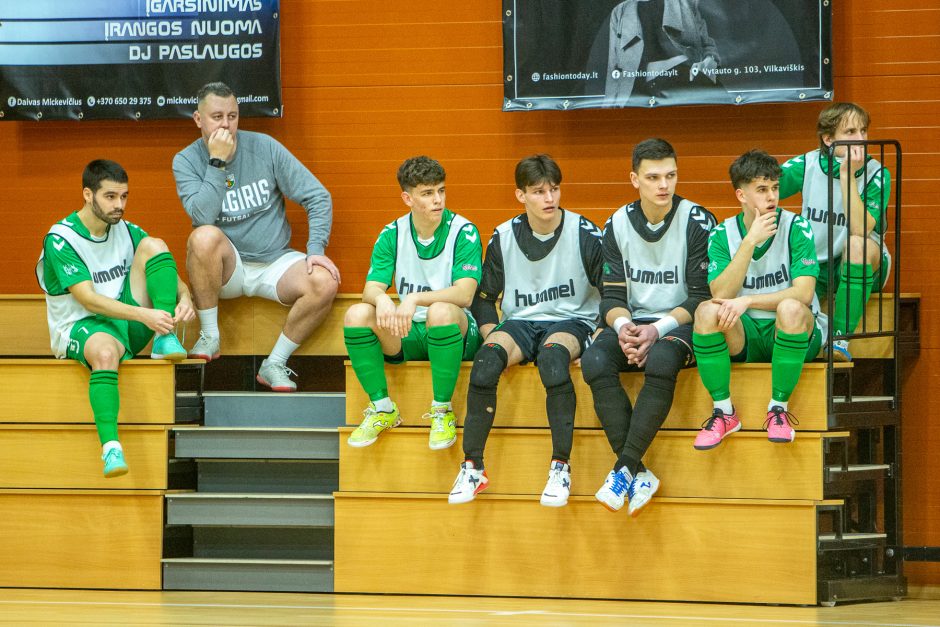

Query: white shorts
left=219, top=241, right=306, bottom=305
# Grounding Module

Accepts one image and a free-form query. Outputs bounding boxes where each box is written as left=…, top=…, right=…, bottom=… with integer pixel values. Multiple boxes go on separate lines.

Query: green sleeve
left=365, top=223, right=398, bottom=287
left=706, top=223, right=732, bottom=284
left=778, top=154, right=806, bottom=200
left=124, top=220, right=149, bottom=247
left=451, top=222, right=483, bottom=283
left=862, top=166, right=891, bottom=234
left=788, top=215, right=819, bottom=280
left=42, top=234, right=91, bottom=293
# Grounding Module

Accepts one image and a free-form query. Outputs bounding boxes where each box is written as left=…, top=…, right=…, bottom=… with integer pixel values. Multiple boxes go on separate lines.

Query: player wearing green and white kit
left=344, top=156, right=483, bottom=450
left=693, top=150, right=825, bottom=448
left=779, top=102, right=891, bottom=362
left=37, top=160, right=194, bottom=478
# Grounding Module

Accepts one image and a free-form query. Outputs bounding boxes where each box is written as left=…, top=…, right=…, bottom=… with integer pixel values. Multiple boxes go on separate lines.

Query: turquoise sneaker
left=102, top=448, right=129, bottom=478
left=425, top=405, right=457, bottom=450
left=348, top=403, right=401, bottom=447
left=151, top=333, right=187, bottom=361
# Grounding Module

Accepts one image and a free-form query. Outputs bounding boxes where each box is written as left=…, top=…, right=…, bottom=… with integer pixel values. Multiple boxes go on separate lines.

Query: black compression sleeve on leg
left=581, top=329, right=633, bottom=467
left=462, top=342, right=508, bottom=468
left=538, top=343, right=574, bottom=464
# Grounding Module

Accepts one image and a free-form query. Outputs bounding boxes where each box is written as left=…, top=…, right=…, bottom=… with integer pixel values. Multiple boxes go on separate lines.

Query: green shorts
left=816, top=249, right=891, bottom=299
left=734, top=315, right=823, bottom=364
left=65, top=283, right=154, bottom=369
left=385, top=317, right=482, bottom=364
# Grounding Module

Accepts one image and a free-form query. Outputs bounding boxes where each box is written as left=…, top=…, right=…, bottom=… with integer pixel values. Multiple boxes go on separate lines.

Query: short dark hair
left=82, top=159, right=128, bottom=193
left=397, top=156, right=445, bottom=191
left=197, top=81, right=236, bottom=104
left=817, top=102, right=870, bottom=150
left=729, top=149, right=782, bottom=190
left=515, top=154, right=562, bottom=190
left=632, top=138, right=676, bottom=171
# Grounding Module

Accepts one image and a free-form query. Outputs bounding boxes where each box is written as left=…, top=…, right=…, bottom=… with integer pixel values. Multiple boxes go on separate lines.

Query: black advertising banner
left=0, top=0, right=281, bottom=121
left=503, top=0, right=832, bottom=111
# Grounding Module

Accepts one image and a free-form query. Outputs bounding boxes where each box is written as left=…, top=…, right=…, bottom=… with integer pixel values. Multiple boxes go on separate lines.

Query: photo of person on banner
left=604, top=0, right=722, bottom=105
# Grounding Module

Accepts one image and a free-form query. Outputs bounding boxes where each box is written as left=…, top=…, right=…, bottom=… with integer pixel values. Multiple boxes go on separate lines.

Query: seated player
left=448, top=155, right=603, bottom=507
left=37, top=160, right=194, bottom=477
left=581, top=138, right=714, bottom=515
left=693, top=149, right=826, bottom=448
left=344, top=156, right=483, bottom=449
left=779, top=102, right=891, bottom=361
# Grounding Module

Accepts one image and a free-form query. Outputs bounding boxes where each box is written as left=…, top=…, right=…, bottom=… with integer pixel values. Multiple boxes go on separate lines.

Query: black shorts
left=493, top=318, right=595, bottom=364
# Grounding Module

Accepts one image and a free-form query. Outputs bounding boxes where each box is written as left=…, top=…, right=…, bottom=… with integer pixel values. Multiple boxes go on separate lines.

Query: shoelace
left=763, top=407, right=800, bottom=430
left=700, top=408, right=730, bottom=431
left=268, top=363, right=297, bottom=378
left=546, top=469, right=568, bottom=488
left=609, top=470, right=630, bottom=497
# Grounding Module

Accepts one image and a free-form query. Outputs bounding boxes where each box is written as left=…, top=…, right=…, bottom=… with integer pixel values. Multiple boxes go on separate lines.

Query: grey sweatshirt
left=173, top=130, right=332, bottom=262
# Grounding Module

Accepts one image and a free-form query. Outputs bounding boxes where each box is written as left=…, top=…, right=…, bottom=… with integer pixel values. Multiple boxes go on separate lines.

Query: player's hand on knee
left=139, top=308, right=175, bottom=335
left=306, top=254, right=341, bottom=283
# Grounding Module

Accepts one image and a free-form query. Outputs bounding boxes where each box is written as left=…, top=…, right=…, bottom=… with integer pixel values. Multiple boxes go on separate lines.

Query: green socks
left=344, top=327, right=389, bottom=401
left=693, top=331, right=732, bottom=402
left=833, top=263, right=874, bottom=336
left=144, top=252, right=179, bottom=315
left=427, top=323, right=464, bottom=405
left=771, top=330, right=810, bottom=403
left=89, top=369, right=120, bottom=444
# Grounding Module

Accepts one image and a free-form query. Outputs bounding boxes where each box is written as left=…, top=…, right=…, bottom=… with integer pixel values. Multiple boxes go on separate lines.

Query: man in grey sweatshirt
left=173, top=82, right=339, bottom=391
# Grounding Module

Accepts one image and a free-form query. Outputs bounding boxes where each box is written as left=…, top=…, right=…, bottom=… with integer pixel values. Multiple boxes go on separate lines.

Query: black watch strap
left=209, top=158, right=226, bottom=169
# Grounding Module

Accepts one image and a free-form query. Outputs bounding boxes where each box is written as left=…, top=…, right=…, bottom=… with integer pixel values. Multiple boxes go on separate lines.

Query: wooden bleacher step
left=204, top=392, right=346, bottom=428
left=334, top=492, right=832, bottom=605
left=345, top=362, right=843, bottom=432
left=161, top=557, right=333, bottom=593
left=339, top=427, right=847, bottom=501
left=0, top=489, right=164, bottom=589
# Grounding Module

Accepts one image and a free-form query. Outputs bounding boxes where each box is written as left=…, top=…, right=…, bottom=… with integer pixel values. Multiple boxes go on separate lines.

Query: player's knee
left=537, top=343, right=572, bottom=390
left=469, top=342, right=508, bottom=391
left=303, top=267, right=339, bottom=301
left=694, top=300, right=721, bottom=333
left=644, top=339, right=685, bottom=383
left=344, top=302, right=376, bottom=327
left=776, top=298, right=807, bottom=329
left=846, top=234, right=869, bottom=264
left=87, top=346, right=122, bottom=370
left=580, top=342, right=613, bottom=386
left=187, top=225, right=225, bottom=258
left=138, top=236, right=170, bottom=257
left=426, top=301, right=461, bottom=326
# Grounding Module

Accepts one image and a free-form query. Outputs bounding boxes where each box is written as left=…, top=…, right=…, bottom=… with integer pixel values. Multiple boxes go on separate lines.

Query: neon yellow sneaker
left=347, top=402, right=400, bottom=447
left=424, top=404, right=457, bottom=450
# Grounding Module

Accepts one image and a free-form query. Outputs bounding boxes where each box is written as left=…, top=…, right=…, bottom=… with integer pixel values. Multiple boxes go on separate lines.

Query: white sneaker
left=448, top=461, right=489, bottom=504
left=256, top=358, right=297, bottom=392
left=595, top=467, right=633, bottom=512
left=189, top=331, right=221, bottom=361
left=540, top=460, right=571, bottom=507
left=627, top=468, right=660, bottom=517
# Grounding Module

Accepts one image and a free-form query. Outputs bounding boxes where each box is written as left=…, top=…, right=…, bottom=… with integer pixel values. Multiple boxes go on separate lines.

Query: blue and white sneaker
left=102, top=448, right=129, bottom=478
left=151, top=333, right=187, bottom=361
left=448, top=461, right=489, bottom=504
left=830, top=339, right=852, bottom=362
left=595, top=467, right=633, bottom=512
left=627, top=468, right=660, bottom=517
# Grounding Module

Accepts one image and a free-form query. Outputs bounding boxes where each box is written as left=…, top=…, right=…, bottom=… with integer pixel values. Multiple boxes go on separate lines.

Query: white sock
left=373, top=397, right=394, bottom=413
left=714, top=399, right=734, bottom=415
left=769, top=400, right=788, bottom=412
left=102, top=440, right=123, bottom=455
left=267, top=333, right=300, bottom=365
left=433, top=400, right=453, bottom=411
left=197, top=307, right=220, bottom=339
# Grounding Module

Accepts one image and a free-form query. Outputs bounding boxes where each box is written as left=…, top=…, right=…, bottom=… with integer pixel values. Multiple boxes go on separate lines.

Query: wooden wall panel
left=0, top=0, right=938, bottom=583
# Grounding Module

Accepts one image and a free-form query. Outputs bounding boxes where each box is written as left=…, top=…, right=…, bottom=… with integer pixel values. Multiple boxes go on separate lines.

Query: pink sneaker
left=693, top=407, right=741, bottom=450
left=764, top=406, right=799, bottom=443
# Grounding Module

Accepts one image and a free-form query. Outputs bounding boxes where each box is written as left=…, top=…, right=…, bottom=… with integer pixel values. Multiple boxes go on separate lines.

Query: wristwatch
left=209, top=158, right=226, bottom=169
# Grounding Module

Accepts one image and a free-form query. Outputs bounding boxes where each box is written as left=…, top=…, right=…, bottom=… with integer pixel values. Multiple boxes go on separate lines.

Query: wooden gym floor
left=0, top=589, right=938, bottom=626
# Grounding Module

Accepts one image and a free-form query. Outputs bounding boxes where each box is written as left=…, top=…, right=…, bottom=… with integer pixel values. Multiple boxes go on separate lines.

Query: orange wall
left=1, top=0, right=938, bottom=584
